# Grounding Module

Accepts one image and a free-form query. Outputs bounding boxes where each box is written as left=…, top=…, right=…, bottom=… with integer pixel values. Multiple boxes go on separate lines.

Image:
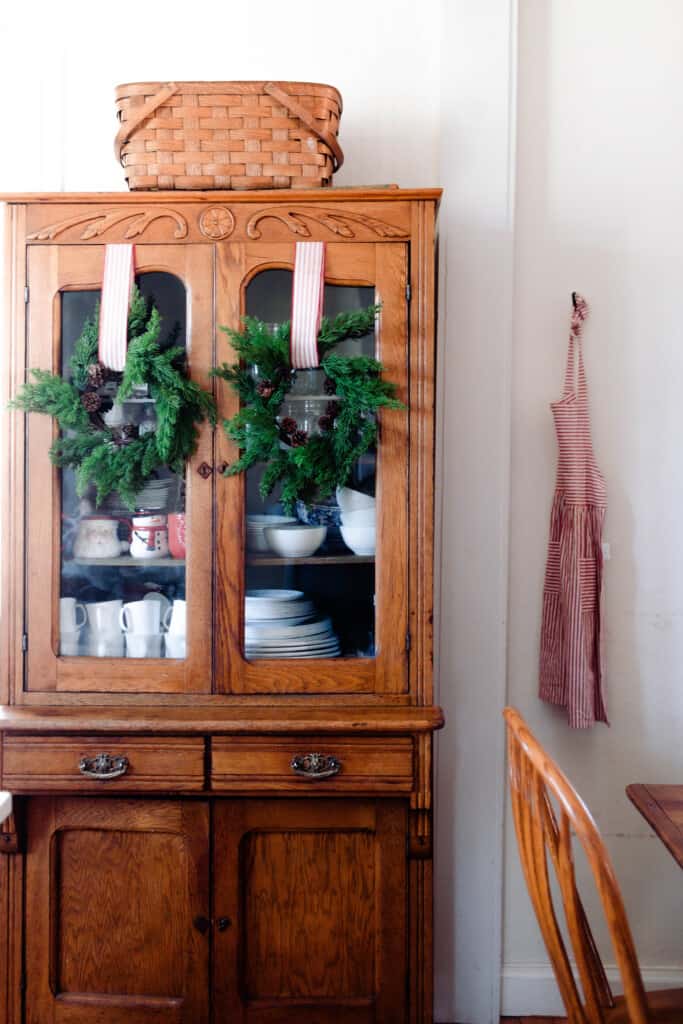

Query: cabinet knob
left=216, top=461, right=229, bottom=475
left=217, top=916, right=232, bottom=931
left=290, top=752, right=342, bottom=780
left=196, top=462, right=213, bottom=479
left=193, top=916, right=211, bottom=935
left=78, top=753, right=129, bottom=781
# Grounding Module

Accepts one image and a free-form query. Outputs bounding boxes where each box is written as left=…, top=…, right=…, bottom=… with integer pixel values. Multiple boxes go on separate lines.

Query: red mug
left=168, top=513, right=186, bottom=559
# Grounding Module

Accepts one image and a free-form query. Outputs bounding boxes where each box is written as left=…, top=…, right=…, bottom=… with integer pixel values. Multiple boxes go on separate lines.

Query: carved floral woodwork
left=245, top=206, right=407, bottom=239
left=27, top=207, right=188, bottom=241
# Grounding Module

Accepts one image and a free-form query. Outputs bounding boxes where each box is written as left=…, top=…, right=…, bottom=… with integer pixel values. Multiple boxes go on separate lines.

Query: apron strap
left=562, top=293, right=590, bottom=400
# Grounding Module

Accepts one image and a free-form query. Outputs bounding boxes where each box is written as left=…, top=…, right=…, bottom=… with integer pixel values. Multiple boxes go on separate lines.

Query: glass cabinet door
left=23, top=245, right=214, bottom=694
left=215, top=242, right=409, bottom=695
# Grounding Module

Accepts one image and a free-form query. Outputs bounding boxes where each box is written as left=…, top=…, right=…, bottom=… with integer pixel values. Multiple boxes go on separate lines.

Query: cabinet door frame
left=214, top=241, right=410, bottom=696
left=24, top=796, right=210, bottom=1024
left=21, top=243, right=214, bottom=695
left=212, top=797, right=408, bottom=1024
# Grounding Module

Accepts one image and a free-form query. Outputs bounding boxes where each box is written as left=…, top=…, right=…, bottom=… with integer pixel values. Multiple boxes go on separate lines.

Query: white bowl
left=246, top=514, right=297, bottom=552
left=341, top=508, right=376, bottom=527
left=264, top=523, right=327, bottom=558
left=340, top=524, right=376, bottom=556
left=336, top=486, right=375, bottom=515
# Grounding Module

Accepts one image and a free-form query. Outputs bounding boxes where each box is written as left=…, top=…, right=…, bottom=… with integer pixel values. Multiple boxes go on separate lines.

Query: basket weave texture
left=115, top=81, right=344, bottom=191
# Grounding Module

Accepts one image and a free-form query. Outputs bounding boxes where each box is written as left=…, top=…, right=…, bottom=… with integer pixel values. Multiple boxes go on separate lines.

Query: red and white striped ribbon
left=98, top=244, right=136, bottom=371
left=290, top=241, right=326, bottom=369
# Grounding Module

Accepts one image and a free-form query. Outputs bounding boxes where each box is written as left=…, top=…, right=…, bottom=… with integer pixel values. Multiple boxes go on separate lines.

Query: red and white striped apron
left=539, top=296, right=609, bottom=728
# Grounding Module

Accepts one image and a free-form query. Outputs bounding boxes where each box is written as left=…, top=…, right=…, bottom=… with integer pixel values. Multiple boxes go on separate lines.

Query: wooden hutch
left=0, top=186, right=443, bottom=1023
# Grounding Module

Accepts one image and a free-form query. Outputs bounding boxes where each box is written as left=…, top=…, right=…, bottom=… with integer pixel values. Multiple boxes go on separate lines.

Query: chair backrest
left=503, top=707, right=650, bottom=1024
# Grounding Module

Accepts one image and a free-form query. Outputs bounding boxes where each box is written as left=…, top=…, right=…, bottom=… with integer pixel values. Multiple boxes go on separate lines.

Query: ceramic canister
left=168, top=513, right=186, bottom=559
left=130, top=514, right=169, bottom=559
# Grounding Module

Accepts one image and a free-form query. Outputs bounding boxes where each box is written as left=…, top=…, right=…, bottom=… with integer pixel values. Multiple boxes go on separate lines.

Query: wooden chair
left=503, top=707, right=683, bottom=1023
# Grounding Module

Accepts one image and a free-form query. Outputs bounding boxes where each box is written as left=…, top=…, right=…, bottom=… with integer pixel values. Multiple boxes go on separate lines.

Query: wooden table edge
left=626, top=783, right=683, bottom=870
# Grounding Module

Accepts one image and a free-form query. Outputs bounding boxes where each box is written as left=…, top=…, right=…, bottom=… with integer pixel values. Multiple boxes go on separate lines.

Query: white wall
left=0, top=0, right=441, bottom=191
left=504, top=0, right=683, bottom=1014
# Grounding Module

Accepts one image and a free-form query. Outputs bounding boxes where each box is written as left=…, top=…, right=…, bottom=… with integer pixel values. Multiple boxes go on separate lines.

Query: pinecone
left=256, top=379, right=274, bottom=399
left=86, top=361, right=106, bottom=389
left=280, top=417, right=298, bottom=435
left=325, top=400, right=340, bottom=419
left=81, top=390, right=102, bottom=413
left=290, top=429, right=308, bottom=447
left=317, top=415, right=333, bottom=432
left=121, top=423, right=138, bottom=439
left=323, top=376, right=336, bottom=395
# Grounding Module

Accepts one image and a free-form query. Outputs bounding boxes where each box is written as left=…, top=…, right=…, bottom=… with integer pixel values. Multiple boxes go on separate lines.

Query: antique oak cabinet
left=0, top=187, right=443, bottom=1024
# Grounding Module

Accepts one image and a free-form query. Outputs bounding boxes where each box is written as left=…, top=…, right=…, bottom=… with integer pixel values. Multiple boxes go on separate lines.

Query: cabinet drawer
left=211, top=736, right=414, bottom=793
left=2, top=735, right=205, bottom=792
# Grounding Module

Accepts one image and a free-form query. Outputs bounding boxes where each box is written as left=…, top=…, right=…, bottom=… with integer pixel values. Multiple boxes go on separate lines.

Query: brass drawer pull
left=78, top=753, right=129, bottom=781
left=290, top=752, right=341, bottom=781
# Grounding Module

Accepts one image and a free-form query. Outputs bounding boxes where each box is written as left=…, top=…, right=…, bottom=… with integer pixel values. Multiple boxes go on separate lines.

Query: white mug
left=119, top=600, right=161, bottom=634
left=59, top=631, right=82, bottom=657
left=163, top=599, right=187, bottom=636
left=60, top=597, right=87, bottom=634
left=85, top=634, right=125, bottom=658
left=86, top=599, right=123, bottom=636
left=164, top=633, right=187, bottom=659
left=125, top=633, right=163, bottom=659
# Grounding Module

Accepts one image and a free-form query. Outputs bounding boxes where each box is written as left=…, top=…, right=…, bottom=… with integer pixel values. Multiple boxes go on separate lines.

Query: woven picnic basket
left=114, top=81, right=344, bottom=191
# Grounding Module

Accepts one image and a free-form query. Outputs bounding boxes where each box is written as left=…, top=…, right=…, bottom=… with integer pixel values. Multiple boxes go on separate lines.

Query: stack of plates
left=133, top=479, right=173, bottom=512
left=245, top=589, right=340, bottom=659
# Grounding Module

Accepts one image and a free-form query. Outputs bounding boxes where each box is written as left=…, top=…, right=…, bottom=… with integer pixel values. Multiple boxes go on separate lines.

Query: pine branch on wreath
left=212, top=304, right=404, bottom=512
left=10, top=287, right=216, bottom=508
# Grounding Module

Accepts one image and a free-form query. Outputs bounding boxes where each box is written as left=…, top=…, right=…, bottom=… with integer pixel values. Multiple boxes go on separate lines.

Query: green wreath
left=212, top=305, right=404, bottom=512
left=11, top=288, right=216, bottom=508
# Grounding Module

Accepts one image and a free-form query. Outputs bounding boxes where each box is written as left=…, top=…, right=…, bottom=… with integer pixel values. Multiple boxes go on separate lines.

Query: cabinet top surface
left=0, top=705, right=445, bottom=734
left=0, top=186, right=442, bottom=205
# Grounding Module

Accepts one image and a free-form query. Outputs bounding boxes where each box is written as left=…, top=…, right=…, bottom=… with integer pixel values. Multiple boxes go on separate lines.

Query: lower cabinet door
left=25, top=797, right=210, bottom=1024
left=213, top=798, right=408, bottom=1024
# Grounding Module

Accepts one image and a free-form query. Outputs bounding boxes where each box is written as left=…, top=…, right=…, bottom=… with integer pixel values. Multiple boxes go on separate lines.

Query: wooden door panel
left=22, top=244, right=214, bottom=696
left=215, top=242, right=409, bottom=696
left=25, top=798, right=209, bottom=1024
left=213, top=798, right=407, bottom=1023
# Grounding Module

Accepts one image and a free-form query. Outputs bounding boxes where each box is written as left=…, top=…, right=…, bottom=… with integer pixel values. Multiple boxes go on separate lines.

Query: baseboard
left=501, top=962, right=683, bottom=1017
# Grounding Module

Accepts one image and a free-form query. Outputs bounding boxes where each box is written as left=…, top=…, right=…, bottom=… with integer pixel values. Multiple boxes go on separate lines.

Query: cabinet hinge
left=405, top=630, right=411, bottom=653
left=405, top=283, right=411, bottom=303
left=24, top=285, right=29, bottom=304
left=21, top=633, right=28, bottom=652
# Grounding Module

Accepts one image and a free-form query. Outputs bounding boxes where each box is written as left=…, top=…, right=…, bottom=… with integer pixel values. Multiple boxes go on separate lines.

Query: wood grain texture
left=213, top=798, right=406, bottom=1023
left=214, top=241, right=409, bottom=696
left=627, top=784, right=683, bottom=869
left=25, top=797, right=210, bottom=1023
left=0, top=188, right=443, bottom=1023
left=243, top=830, right=375, bottom=999
left=504, top=708, right=683, bottom=1024
left=211, top=735, right=413, bottom=793
left=0, top=705, right=444, bottom=733
left=3, top=735, right=205, bottom=792
left=409, top=202, right=438, bottom=706
left=22, top=243, right=214, bottom=698
left=21, top=201, right=414, bottom=247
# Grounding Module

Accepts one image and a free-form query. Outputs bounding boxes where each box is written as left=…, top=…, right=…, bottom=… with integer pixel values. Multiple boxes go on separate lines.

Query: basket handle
left=114, top=82, right=180, bottom=164
left=264, top=82, right=344, bottom=172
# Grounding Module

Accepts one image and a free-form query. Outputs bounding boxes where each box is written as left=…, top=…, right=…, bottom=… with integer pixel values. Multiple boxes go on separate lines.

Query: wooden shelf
left=246, top=554, right=374, bottom=566
left=68, top=557, right=185, bottom=567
